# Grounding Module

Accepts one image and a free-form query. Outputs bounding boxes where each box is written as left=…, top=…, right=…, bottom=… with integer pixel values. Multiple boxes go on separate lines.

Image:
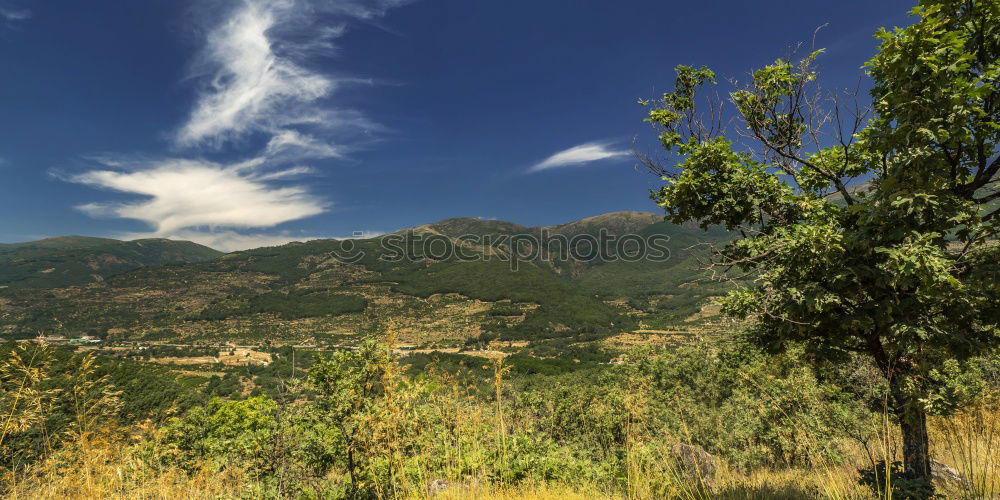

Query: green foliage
left=165, top=396, right=278, bottom=472
left=0, top=236, right=221, bottom=289
left=641, top=65, right=716, bottom=155
left=250, top=289, right=368, bottom=320
left=307, top=334, right=401, bottom=496
left=644, top=0, right=1000, bottom=489
left=391, top=260, right=630, bottom=339
left=193, top=290, right=368, bottom=320
left=858, top=461, right=936, bottom=500
left=203, top=372, right=244, bottom=398
left=652, top=137, right=793, bottom=231
left=628, top=340, right=873, bottom=469
left=485, top=301, right=524, bottom=317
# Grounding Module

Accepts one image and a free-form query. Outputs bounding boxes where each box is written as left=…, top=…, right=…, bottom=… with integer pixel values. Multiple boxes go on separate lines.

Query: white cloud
left=70, top=157, right=325, bottom=243
left=251, top=164, right=317, bottom=181
left=528, top=141, right=629, bottom=173
left=176, top=0, right=403, bottom=153
left=0, top=4, right=30, bottom=22
left=264, top=130, right=342, bottom=160
left=66, top=0, right=409, bottom=250
left=177, top=0, right=330, bottom=147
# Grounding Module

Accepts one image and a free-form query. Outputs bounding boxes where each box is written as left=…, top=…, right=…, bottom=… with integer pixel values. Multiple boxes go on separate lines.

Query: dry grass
left=5, top=434, right=251, bottom=500
left=1, top=440, right=873, bottom=500
left=930, top=400, right=1000, bottom=499
left=5, top=341, right=1000, bottom=499
left=431, top=482, right=613, bottom=499
left=5, top=413, right=1000, bottom=499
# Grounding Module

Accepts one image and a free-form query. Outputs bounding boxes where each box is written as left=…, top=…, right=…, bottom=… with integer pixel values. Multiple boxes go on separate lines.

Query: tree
left=307, top=325, right=414, bottom=497
left=641, top=0, right=1000, bottom=495
left=165, top=396, right=277, bottom=473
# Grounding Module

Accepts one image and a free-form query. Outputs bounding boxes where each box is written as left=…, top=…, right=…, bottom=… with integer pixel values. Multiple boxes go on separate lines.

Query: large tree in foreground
left=642, top=0, right=1000, bottom=494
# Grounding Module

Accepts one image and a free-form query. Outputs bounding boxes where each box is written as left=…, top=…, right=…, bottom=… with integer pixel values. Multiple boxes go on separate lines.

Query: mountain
left=413, top=212, right=731, bottom=299
left=0, top=236, right=223, bottom=289
left=0, top=213, right=732, bottom=345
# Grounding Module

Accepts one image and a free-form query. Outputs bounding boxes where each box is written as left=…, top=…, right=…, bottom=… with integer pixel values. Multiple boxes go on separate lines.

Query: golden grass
left=2, top=448, right=871, bottom=500
left=929, top=401, right=1000, bottom=499
left=4, top=422, right=998, bottom=500
left=5, top=341, right=1000, bottom=499
left=430, top=482, right=614, bottom=499
left=5, top=442, right=250, bottom=500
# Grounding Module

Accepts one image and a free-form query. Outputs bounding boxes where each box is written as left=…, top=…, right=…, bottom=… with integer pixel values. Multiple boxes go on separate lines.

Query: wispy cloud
left=0, top=2, right=31, bottom=23
left=264, top=130, right=342, bottom=161
left=176, top=0, right=330, bottom=148
left=528, top=141, right=629, bottom=173
left=67, top=0, right=408, bottom=250
left=176, top=0, right=402, bottom=153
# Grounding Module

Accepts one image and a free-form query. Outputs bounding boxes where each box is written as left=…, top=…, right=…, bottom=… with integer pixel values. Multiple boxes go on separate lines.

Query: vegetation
left=0, top=236, right=221, bottom=289
left=642, top=0, right=1000, bottom=494
left=195, top=289, right=368, bottom=321
left=0, top=342, right=205, bottom=471
left=0, top=212, right=722, bottom=343
left=1, top=2, right=999, bottom=499
left=3, top=328, right=1000, bottom=499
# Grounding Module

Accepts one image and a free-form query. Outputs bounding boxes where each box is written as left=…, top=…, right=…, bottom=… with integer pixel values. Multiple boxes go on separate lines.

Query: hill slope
left=0, top=236, right=223, bottom=289
left=0, top=213, right=732, bottom=343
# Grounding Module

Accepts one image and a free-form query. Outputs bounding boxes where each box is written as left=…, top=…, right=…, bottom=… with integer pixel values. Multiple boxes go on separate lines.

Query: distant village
left=23, top=333, right=102, bottom=345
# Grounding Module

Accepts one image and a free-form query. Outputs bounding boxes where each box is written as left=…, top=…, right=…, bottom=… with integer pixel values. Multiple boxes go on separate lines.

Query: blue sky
left=0, top=0, right=914, bottom=250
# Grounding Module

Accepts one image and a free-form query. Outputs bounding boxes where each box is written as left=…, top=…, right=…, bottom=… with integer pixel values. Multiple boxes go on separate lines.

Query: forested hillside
left=0, top=212, right=731, bottom=345
left=0, top=236, right=222, bottom=289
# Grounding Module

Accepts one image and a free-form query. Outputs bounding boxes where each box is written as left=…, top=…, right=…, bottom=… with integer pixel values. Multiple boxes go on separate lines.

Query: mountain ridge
left=0, top=237, right=223, bottom=289
left=0, top=211, right=732, bottom=344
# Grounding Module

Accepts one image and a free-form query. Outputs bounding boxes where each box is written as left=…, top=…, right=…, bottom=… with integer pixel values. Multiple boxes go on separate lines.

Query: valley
left=0, top=211, right=736, bottom=410
left=0, top=211, right=733, bottom=351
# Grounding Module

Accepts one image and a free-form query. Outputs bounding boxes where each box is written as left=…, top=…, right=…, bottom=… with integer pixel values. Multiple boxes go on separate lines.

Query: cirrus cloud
left=0, top=3, right=30, bottom=22
left=528, top=141, right=629, bottom=173
left=176, top=0, right=332, bottom=148
left=66, top=0, right=410, bottom=251
left=176, top=0, right=405, bottom=152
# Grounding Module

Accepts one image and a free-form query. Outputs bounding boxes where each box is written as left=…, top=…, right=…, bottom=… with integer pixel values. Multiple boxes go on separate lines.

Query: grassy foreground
left=2, top=329, right=999, bottom=499
left=4, top=416, right=999, bottom=499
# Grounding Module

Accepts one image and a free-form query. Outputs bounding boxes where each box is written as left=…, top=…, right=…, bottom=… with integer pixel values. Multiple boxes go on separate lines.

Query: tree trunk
left=347, top=445, right=358, bottom=496
left=892, top=393, right=935, bottom=499
left=899, top=405, right=931, bottom=481
left=870, top=336, right=935, bottom=498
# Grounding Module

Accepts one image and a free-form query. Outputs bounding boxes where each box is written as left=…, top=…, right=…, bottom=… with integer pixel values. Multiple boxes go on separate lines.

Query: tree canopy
left=643, top=0, right=1000, bottom=495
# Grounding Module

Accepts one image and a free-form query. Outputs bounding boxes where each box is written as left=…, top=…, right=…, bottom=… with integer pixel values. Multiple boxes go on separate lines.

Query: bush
left=627, top=340, right=875, bottom=469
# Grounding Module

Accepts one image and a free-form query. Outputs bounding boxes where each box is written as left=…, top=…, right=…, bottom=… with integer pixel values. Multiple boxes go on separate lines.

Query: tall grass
left=5, top=404, right=1000, bottom=498
left=3, top=338, right=1000, bottom=499
left=930, top=397, right=1000, bottom=499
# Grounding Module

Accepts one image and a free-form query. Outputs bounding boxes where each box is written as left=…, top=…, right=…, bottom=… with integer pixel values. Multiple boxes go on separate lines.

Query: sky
left=0, top=0, right=916, bottom=251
